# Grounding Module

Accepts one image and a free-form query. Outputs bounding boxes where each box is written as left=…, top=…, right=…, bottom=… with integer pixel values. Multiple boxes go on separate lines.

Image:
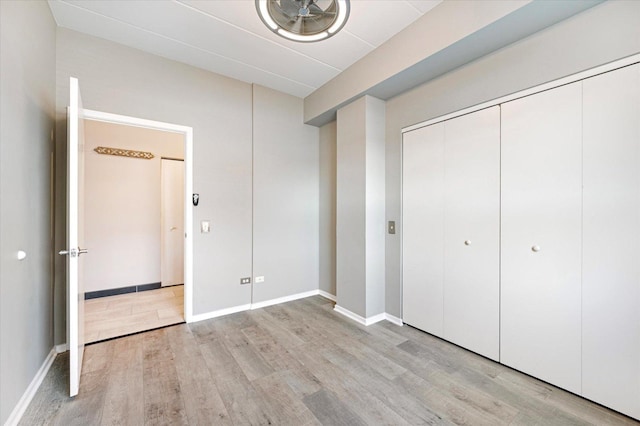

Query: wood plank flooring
left=21, top=295, right=639, bottom=425
left=84, top=285, right=184, bottom=343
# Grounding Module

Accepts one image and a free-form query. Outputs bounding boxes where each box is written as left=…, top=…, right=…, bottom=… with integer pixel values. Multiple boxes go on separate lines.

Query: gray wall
left=336, top=96, right=385, bottom=318
left=336, top=99, right=367, bottom=316
left=252, top=84, right=319, bottom=303
left=54, top=29, right=319, bottom=343
left=385, top=0, right=640, bottom=317
left=319, top=121, right=336, bottom=297
left=364, top=97, right=385, bottom=318
left=0, top=1, right=56, bottom=424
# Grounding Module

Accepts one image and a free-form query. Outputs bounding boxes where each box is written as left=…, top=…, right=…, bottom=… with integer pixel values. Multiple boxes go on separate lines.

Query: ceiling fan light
left=257, top=0, right=278, bottom=30
left=327, top=0, right=349, bottom=34
left=278, top=29, right=329, bottom=42
left=256, top=0, right=350, bottom=43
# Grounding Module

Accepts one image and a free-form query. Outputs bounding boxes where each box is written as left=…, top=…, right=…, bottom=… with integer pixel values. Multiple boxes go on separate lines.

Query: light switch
left=201, top=220, right=211, bottom=233
left=388, top=221, right=396, bottom=234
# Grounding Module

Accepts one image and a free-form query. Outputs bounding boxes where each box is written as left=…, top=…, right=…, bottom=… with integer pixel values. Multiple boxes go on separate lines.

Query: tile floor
left=84, top=285, right=184, bottom=343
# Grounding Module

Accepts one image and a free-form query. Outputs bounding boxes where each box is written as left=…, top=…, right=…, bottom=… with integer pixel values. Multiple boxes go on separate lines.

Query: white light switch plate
left=255, top=276, right=265, bottom=283
left=201, top=220, right=210, bottom=233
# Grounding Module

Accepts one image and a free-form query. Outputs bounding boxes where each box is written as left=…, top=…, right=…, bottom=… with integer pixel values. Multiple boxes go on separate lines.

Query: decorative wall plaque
left=94, top=146, right=154, bottom=159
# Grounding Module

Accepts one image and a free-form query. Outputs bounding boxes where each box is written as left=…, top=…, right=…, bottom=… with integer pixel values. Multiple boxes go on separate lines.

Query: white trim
left=189, top=289, right=334, bottom=323
left=251, top=290, right=318, bottom=310
left=4, top=349, right=57, bottom=426
left=333, top=305, right=386, bottom=326
left=384, top=313, right=404, bottom=326
left=55, top=343, right=69, bottom=353
left=402, top=53, right=640, bottom=134
left=317, top=289, right=337, bottom=302
left=80, top=108, right=195, bottom=323
left=82, top=109, right=191, bottom=134
left=189, top=304, right=252, bottom=323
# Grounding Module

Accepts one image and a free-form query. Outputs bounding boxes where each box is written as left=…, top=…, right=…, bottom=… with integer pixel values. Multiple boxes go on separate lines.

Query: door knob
left=464, top=240, right=471, bottom=246
left=59, top=248, right=88, bottom=257
left=531, top=245, right=541, bottom=252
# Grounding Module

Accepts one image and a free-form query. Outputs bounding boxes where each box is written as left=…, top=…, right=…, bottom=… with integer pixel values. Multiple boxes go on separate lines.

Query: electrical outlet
left=240, top=277, right=251, bottom=285
left=255, top=276, right=265, bottom=283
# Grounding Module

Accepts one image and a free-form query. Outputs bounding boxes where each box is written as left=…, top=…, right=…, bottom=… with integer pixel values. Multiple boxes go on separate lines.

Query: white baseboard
left=333, top=305, right=404, bottom=327
left=333, top=305, right=366, bottom=325
left=4, top=348, right=57, bottom=426
left=189, top=289, right=340, bottom=324
left=55, top=343, right=68, bottom=353
left=333, top=305, right=386, bottom=326
left=189, top=304, right=252, bottom=323
left=317, top=289, right=337, bottom=302
left=251, top=290, right=318, bottom=310
left=384, top=313, right=404, bottom=326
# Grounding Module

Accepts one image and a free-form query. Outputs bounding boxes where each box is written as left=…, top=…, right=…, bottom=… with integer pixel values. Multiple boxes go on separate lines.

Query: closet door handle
left=464, top=240, right=471, bottom=246
left=531, top=245, right=541, bottom=253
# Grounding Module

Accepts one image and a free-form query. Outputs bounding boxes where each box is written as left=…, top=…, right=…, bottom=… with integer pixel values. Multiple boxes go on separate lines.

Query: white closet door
left=501, top=82, right=583, bottom=394
left=161, top=159, right=185, bottom=287
left=402, top=123, right=445, bottom=337
left=443, top=106, right=500, bottom=361
left=582, top=64, right=640, bottom=419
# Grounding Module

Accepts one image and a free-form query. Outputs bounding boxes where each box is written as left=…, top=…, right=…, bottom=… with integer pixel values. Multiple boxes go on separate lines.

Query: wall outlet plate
left=255, top=276, right=265, bottom=283
left=240, top=277, right=251, bottom=285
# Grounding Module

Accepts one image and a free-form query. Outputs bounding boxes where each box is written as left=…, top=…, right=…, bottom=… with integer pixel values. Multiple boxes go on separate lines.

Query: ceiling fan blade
left=309, top=2, right=336, bottom=16
left=290, top=17, right=303, bottom=33
left=278, top=0, right=301, bottom=19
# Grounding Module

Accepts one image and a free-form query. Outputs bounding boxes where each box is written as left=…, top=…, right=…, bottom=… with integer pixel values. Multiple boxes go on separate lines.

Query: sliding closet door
left=501, top=82, right=583, bottom=393
left=582, top=64, right=640, bottom=419
left=443, top=106, right=500, bottom=361
left=402, top=123, right=445, bottom=337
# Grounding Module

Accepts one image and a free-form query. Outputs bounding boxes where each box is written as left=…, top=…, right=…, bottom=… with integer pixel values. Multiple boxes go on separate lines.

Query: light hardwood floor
left=84, top=285, right=184, bottom=343
left=22, top=295, right=639, bottom=425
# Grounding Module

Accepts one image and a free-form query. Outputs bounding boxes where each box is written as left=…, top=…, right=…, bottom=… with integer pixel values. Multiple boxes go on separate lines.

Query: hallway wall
left=83, top=120, right=183, bottom=293
left=0, top=1, right=56, bottom=424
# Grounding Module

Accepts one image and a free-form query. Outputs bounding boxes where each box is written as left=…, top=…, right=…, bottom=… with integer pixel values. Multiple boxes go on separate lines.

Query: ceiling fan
left=256, top=0, right=350, bottom=42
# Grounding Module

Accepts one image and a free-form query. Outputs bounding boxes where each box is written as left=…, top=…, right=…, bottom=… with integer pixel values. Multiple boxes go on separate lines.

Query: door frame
left=82, top=108, right=194, bottom=322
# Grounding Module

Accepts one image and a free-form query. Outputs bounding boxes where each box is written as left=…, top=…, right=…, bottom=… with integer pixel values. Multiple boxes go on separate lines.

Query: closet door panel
left=582, top=64, right=640, bottom=419
left=443, top=106, right=500, bottom=361
left=402, top=123, right=445, bottom=337
left=501, top=82, right=583, bottom=393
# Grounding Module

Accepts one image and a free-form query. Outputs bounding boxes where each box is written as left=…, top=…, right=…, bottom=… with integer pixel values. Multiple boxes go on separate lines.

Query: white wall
left=0, top=1, right=56, bottom=424
left=252, top=85, right=319, bottom=303
left=83, top=120, right=183, bottom=293
left=384, top=0, right=640, bottom=317
left=319, top=121, right=336, bottom=297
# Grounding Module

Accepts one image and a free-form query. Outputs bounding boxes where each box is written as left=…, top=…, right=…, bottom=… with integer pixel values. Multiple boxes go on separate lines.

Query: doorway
left=80, top=110, right=193, bottom=343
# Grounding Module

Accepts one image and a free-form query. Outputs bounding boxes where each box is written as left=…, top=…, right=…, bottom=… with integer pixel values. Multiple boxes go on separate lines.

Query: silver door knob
left=531, top=245, right=541, bottom=252
left=58, top=248, right=88, bottom=257
left=464, top=240, right=471, bottom=246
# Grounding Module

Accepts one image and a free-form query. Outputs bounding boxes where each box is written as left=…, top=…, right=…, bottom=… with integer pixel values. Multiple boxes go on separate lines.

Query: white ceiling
left=48, top=0, right=442, bottom=98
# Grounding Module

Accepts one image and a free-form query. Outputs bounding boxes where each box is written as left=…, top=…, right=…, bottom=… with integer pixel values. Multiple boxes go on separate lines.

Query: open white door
left=60, top=77, right=86, bottom=397
left=161, top=159, right=185, bottom=287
